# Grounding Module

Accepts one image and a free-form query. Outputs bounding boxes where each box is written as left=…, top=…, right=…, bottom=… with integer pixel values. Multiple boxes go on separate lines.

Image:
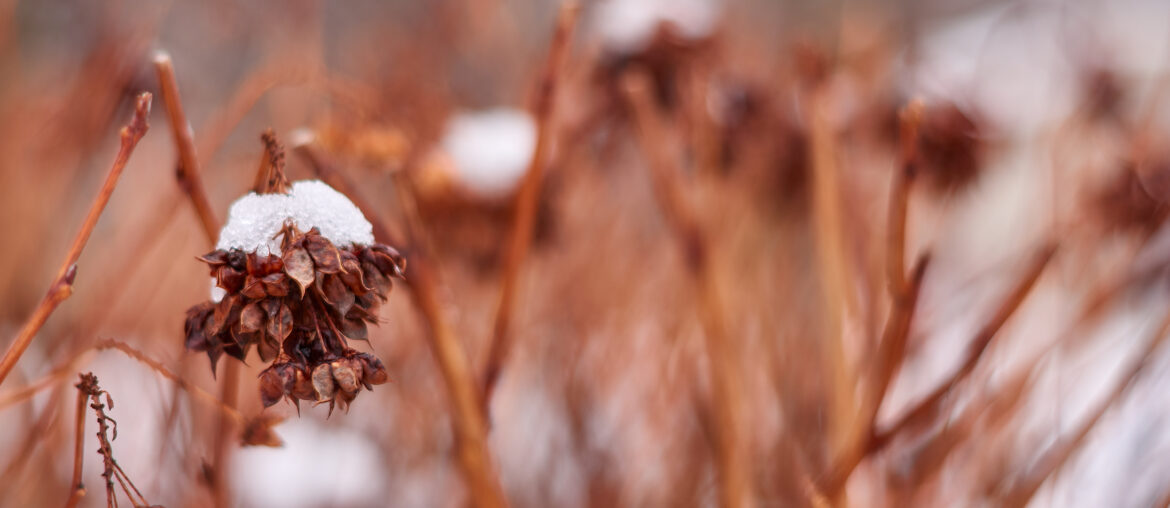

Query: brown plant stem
left=806, top=87, right=859, bottom=478
left=0, top=92, right=151, bottom=387
left=887, top=100, right=923, bottom=297
left=154, top=51, right=237, bottom=506
left=823, top=256, right=929, bottom=495
left=622, top=69, right=753, bottom=508
left=65, top=386, right=88, bottom=508
left=997, top=306, right=1170, bottom=507
left=875, top=242, right=1057, bottom=446
left=820, top=101, right=928, bottom=495
left=481, top=0, right=580, bottom=399
left=292, top=138, right=507, bottom=508
left=153, top=50, right=219, bottom=242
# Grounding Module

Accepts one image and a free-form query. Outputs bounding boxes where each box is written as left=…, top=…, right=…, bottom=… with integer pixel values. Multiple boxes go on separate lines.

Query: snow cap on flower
left=216, top=180, right=375, bottom=257
left=440, top=108, right=535, bottom=197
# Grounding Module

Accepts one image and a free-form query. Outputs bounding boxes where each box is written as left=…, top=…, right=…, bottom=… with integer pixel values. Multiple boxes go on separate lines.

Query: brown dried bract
left=184, top=223, right=403, bottom=413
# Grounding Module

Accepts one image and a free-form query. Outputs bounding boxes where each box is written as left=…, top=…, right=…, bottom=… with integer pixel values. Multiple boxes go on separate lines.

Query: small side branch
left=0, top=93, right=152, bottom=387
left=876, top=242, right=1057, bottom=446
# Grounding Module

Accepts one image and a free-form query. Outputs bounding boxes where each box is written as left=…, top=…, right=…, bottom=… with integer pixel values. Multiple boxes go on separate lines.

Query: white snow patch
left=593, top=0, right=720, bottom=52
left=440, top=109, right=535, bottom=197
left=215, top=180, right=374, bottom=257
left=232, top=418, right=389, bottom=508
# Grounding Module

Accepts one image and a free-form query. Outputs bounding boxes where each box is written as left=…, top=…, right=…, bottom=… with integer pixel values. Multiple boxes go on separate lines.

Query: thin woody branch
left=153, top=50, right=219, bottom=242
left=0, top=92, right=152, bottom=387
left=622, top=68, right=754, bottom=508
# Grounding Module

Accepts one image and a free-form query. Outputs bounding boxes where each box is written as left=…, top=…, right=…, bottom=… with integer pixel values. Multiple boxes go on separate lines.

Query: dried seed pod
left=291, top=366, right=317, bottom=401
left=311, top=362, right=336, bottom=402
left=358, top=353, right=389, bottom=386
left=331, top=358, right=363, bottom=395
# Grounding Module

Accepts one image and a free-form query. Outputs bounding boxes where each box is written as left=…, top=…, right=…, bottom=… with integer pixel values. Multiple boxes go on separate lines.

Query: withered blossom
left=184, top=179, right=404, bottom=414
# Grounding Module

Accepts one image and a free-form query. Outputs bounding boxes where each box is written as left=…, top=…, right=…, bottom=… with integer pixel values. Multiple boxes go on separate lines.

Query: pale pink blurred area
left=2, top=0, right=1170, bottom=507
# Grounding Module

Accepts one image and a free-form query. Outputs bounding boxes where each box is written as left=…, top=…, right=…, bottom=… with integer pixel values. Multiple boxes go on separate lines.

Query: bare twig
left=253, top=129, right=289, bottom=193
left=75, top=372, right=151, bottom=508
left=154, top=51, right=241, bottom=506
left=823, top=256, right=929, bottom=495
left=482, top=0, right=580, bottom=399
left=65, top=386, right=88, bottom=508
left=806, top=87, right=859, bottom=473
left=293, top=138, right=508, bottom=508
left=622, top=68, right=754, bottom=508
left=876, top=242, right=1057, bottom=446
left=93, top=338, right=243, bottom=424
left=887, top=100, right=924, bottom=296
left=0, top=92, right=151, bottom=387
left=153, top=50, right=219, bottom=242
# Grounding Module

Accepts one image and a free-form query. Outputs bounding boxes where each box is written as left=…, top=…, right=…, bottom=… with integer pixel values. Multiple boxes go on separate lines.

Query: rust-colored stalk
left=622, top=69, right=753, bottom=508
left=887, top=100, right=923, bottom=296
left=823, top=256, right=929, bottom=495
left=482, top=0, right=580, bottom=399
left=65, top=387, right=88, bottom=508
left=997, top=306, right=1170, bottom=507
left=806, top=87, right=859, bottom=476
left=293, top=138, right=507, bottom=508
left=876, top=242, right=1057, bottom=445
left=821, top=101, right=928, bottom=494
left=154, top=51, right=236, bottom=506
left=0, top=92, right=151, bottom=387
left=153, top=50, right=219, bottom=242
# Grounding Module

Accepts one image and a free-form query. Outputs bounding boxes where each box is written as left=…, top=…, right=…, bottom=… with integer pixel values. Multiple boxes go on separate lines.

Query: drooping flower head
left=184, top=174, right=404, bottom=414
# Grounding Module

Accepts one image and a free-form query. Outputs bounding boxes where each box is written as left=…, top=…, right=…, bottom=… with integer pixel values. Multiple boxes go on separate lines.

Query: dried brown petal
left=267, top=304, right=294, bottom=343
left=262, top=273, right=289, bottom=297
left=242, top=276, right=268, bottom=299
left=258, top=368, right=287, bottom=407
left=311, top=363, right=336, bottom=402
left=370, top=244, right=407, bottom=278
left=197, top=251, right=229, bottom=266
left=215, top=265, right=246, bottom=293
left=338, top=257, right=371, bottom=295
left=331, top=359, right=362, bottom=394
left=340, top=318, right=368, bottom=341
left=323, top=275, right=354, bottom=318
left=184, top=302, right=215, bottom=351
left=210, top=294, right=240, bottom=336
left=359, top=354, right=389, bottom=385
left=240, top=302, right=266, bottom=333
left=283, top=246, right=315, bottom=297
left=291, top=367, right=316, bottom=400
left=305, top=233, right=343, bottom=274
left=361, top=260, right=392, bottom=299
left=257, top=335, right=280, bottom=363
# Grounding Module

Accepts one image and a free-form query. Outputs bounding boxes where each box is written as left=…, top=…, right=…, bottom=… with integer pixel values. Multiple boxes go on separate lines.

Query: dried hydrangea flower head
left=184, top=151, right=404, bottom=414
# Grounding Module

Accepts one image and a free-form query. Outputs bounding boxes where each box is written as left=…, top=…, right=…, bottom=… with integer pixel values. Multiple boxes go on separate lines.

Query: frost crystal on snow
left=216, top=180, right=375, bottom=257
left=441, top=108, right=535, bottom=196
